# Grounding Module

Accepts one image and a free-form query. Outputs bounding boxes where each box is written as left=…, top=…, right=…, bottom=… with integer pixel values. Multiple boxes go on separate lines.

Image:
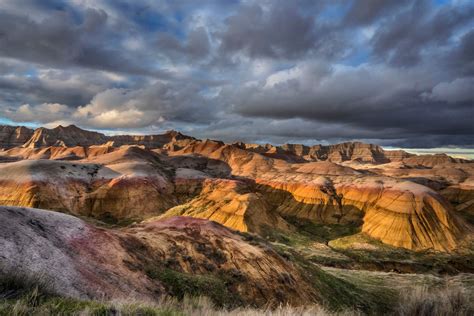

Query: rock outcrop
left=255, top=175, right=468, bottom=251
left=0, top=124, right=195, bottom=149
left=403, top=153, right=470, bottom=167
left=0, top=124, right=471, bottom=253
left=245, top=141, right=414, bottom=163
left=0, top=125, right=34, bottom=148
left=168, top=140, right=470, bottom=251
left=0, top=149, right=176, bottom=222
left=0, top=206, right=318, bottom=306
left=23, top=125, right=108, bottom=148
left=157, top=178, right=291, bottom=234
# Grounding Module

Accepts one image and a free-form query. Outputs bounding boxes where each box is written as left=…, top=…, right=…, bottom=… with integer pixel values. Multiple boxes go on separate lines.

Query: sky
left=0, top=0, right=473, bottom=156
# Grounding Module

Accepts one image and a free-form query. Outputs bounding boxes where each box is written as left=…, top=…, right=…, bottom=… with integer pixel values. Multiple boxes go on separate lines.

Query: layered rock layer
left=0, top=206, right=317, bottom=306
left=157, top=178, right=291, bottom=233
left=0, top=124, right=472, bottom=252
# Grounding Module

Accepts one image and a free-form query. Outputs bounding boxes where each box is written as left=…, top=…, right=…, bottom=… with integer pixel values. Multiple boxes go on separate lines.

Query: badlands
left=0, top=124, right=473, bottom=315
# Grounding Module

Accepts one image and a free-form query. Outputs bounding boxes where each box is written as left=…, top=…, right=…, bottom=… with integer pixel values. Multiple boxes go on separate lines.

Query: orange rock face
left=0, top=151, right=176, bottom=222
left=167, top=139, right=471, bottom=252
left=156, top=178, right=291, bottom=234
left=0, top=124, right=472, bottom=253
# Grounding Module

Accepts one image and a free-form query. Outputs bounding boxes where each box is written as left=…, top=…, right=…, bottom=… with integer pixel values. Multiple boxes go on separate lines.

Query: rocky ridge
left=0, top=124, right=472, bottom=253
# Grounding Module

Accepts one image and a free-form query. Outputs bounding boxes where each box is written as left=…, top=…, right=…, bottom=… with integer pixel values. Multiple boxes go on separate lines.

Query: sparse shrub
left=397, top=285, right=473, bottom=316
left=203, top=261, right=216, bottom=272
left=225, top=268, right=246, bottom=282
left=0, top=270, right=53, bottom=300
left=145, top=268, right=240, bottom=307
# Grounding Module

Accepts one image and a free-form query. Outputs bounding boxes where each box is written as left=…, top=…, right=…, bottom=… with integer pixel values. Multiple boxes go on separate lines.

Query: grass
left=266, top=241, right=391, bottom=315
left=1, top=288, right=472, bottom=316
left=0, top=295, right=114, bottom=316
left=1, top=265, right=472, bottom=315
left=262, top=216, right=473, bottom=275
left=0, top=272, right=114, bottom=316
left=397, top=285, right=473, bottom=316
left=283, top=216, right=361, bottom=243
left=144, top=267, right=242, bottom=307
left=329, top=233, right=474, bottom=274
left=257, top=217, right=474, bottom=314
left=0, top=295, right=357, bottom=316
left=0, top=271, right=348, bottom=316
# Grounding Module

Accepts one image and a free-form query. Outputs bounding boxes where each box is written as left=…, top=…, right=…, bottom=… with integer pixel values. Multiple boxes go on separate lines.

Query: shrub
left=397, top=285, right=473, bottom=316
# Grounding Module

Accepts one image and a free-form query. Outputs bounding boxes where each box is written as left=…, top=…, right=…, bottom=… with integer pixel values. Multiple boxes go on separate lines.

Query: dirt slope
left=0, top=206, right=317, bottom=306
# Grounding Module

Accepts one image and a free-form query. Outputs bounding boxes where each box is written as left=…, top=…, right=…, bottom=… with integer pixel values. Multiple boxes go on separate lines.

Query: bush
left=397, top=286, right=473, bottom=316
left=0, top=270, right=52, bottom=300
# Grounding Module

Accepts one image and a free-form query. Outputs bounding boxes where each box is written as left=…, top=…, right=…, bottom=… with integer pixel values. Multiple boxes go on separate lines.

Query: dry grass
left=1, top=295, right=355, bottom=316
left=108, top=296, right=356, bottom=316
left=1, top=269, right=472, bottom=316
left=397, top=285, right=473, bottom=316
left=2, top=287, right=473, bottom=316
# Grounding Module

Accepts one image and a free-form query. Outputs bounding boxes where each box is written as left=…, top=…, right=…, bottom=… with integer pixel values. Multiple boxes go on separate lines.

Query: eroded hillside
left=0, top=124, right=473, bottom=312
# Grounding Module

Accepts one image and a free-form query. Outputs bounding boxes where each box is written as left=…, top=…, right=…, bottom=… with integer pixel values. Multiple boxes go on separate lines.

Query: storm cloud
left=0, top=0, right=473, bottom=149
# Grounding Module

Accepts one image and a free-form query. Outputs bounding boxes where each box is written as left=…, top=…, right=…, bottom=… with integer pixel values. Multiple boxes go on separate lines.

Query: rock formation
left=0, top=124, right=472, bottom=253
left=0, top=124, right=195, bottom=149
left=0, top=125, right=34, bottom=148
left=0, top=206, right=317, bottom=306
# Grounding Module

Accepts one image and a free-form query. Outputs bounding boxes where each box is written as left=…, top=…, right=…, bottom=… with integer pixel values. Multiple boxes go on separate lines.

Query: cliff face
left=23, top=125, right=108, bottom=148
left=403, top=153, right=469, bottom=167
left=0, top=125, right=34, bottom=148
left=0, top=149, right=176, bottom=222
left=108, top=130, right=195, bottom=148
left=0, top=124, right=196, bottom=149
left=255, top=177, right=466, bottom=251
left=0, top=124, right=472, bottom=253
left=167, top=140, right=471, bottom=251
left=245, top=141, right=414, bottom=163
left=156, top=178, right=291, bottom=234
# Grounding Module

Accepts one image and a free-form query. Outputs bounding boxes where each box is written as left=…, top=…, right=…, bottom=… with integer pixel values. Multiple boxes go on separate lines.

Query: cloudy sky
left=0, top=0, right=473, bottom=154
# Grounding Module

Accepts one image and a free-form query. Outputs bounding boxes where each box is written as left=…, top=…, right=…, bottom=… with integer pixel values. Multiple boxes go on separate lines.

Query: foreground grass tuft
left=397, top=285, right=473, bottom=316
left=1, top=259, right=472, bottom=315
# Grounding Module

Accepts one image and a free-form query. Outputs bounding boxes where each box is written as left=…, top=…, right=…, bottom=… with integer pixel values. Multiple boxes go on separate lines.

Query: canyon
left=0, top=124, right=473, bottom=313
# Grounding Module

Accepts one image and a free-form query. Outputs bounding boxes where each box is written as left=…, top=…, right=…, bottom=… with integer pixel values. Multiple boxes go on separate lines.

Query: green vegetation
left=262, top=215, right=473, bottom=275
left=329, top=233, right=474, bottom=274
left=96, top=212, right=139, bottom=227
left=1, top=264, right=472, bottom=315
left=144, top=267, right=242, bottom=307
left=259, top=217, right=474, bottom=313
left=263, top=216, right=361, bottom=247
left=284, top=216, right=362, bottom=242
left=270, top=243, right=394, bottom=315
left=0, top=294, right=114, bottom=316
left=0, top=273, right=120, bottom=316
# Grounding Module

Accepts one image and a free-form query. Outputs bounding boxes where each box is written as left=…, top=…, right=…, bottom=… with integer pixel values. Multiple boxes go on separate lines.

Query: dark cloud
left=0, top=8, right=167, bottom=77
left=3, top=79, right=216, bottom=129
left=218, top=2, right=343, bottom=59
left=0, top=0, right=472, bottom=149
left=156, top=27, right=211, bottom=61
left=344, top=0, right=410, bottom=26
left=449, top=29, right=474, bottom=76
left=372, top=0, right=474, bottom=66
left=0, top=68, right=124, bottom=107
left=226, top=61, right=474, bottom=145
